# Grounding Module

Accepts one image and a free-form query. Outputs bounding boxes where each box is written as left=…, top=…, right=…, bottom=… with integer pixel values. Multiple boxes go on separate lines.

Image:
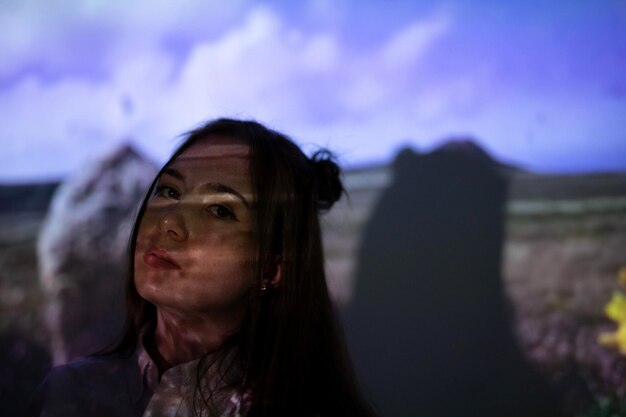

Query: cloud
left=2, top=2, right=624, bottom=181
left=0, top=0, right=250, bottom=82
left=129, top=6, right=458, bottom=168
left=380, top=11, right=451, bottom=71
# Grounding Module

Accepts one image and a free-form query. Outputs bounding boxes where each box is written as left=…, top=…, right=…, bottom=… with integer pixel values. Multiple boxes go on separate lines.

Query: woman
left=28, top=119, right=374, bottom=417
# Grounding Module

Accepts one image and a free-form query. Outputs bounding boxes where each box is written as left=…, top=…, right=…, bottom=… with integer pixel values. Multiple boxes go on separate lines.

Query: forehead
left=167, top=136, right=251, bottom=184
left=175, top=135, right=249, bottom=162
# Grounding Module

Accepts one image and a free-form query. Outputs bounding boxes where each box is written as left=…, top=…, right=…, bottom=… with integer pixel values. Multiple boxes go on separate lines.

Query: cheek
left=134, top=211, right=159, bottom=257
left=191, top=233, right=256, bottom=276
left=190, top=232, right=256, bottom=293
left=133, top=255, right=160, bottom=300
left=190, top=217, right=254, bottom=255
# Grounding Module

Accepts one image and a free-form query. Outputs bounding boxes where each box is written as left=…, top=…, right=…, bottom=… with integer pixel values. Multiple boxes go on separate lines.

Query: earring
left=260, top=282, right=268, bottom=292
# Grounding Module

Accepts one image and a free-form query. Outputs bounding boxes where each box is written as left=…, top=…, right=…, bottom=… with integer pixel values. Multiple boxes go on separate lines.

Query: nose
left=158, top=209, right=189, bottom=242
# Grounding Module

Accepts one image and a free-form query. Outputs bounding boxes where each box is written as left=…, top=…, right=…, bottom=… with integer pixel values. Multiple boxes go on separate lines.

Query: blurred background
left=1, top=1, right=625, bottom=416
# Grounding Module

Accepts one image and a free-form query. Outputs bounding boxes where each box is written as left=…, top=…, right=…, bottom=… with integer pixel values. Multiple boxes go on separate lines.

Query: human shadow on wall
left=343, top=141, right=562, bottom=417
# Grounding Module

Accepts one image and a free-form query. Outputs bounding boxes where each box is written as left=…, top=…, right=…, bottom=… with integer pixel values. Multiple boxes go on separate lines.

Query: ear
left=263, top=255, right=282, bottom=288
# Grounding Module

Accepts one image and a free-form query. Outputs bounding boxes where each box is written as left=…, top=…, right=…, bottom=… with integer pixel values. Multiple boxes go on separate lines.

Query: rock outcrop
left=37, top=144, right=157, bottom=364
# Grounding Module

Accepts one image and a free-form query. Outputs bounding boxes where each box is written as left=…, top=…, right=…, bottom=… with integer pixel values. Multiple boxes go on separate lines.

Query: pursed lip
left=143, top=246, right=181, bottom=270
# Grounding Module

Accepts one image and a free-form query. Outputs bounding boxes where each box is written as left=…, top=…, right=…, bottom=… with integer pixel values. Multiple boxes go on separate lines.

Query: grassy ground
left=1, top=169, right=625, bottom=415
left=505, top=203, right=626, bottom=415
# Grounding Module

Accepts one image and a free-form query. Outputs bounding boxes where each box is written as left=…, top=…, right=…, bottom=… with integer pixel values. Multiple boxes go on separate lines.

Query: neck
left=148, top=307, right=244, bottom=374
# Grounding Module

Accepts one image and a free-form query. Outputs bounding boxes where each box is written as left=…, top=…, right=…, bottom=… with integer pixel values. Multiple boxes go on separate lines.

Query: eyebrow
left=162, top=168, right=185, bottom=181
left=161, top=168, right=251, bottom=209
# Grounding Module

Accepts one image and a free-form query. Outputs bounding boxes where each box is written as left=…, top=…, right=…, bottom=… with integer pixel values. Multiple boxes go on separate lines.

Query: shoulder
left=26, top=352, right=139, bottom=417
left=44, top=353, right=132, bottom=389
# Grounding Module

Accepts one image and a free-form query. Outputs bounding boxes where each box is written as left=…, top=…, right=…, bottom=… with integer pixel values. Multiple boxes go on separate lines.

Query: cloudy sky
left=2, top=0, right=625, bottom=182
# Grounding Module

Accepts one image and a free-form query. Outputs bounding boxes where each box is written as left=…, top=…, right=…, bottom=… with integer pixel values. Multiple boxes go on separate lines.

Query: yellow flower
left=598, top=330, right=619, bottom=349
left=605, top=292, right=626, bottom=323
left=598, top=323, right=626, bottom=354
left=598, top=270, right=626, bottom=354
left=618, top=325, right=626, bottom=355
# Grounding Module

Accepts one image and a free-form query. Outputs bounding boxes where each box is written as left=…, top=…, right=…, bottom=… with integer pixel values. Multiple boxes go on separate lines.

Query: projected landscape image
left=1, top=1, right=625, bottom=416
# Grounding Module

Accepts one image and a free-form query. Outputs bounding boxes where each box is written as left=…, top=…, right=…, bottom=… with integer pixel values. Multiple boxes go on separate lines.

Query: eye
left=155, top=185, right=180, bottom=200
left=208, top=204, right=238, bottom=221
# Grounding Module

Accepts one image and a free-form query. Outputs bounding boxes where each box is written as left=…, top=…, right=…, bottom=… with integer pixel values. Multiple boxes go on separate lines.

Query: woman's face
left=134, top=136, right=256, bottom=318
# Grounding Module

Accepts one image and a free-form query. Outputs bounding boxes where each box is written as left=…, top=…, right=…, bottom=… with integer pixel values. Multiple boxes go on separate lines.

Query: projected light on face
left=134, top=136, right=256, bottom=319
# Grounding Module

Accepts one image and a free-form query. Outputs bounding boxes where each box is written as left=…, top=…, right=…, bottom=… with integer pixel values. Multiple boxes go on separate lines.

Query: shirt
left=26, top=338, right=249, bottom=417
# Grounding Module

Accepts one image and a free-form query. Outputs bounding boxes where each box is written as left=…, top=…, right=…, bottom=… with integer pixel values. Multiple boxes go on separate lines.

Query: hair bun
left=311, top=150, right=344, bottom=212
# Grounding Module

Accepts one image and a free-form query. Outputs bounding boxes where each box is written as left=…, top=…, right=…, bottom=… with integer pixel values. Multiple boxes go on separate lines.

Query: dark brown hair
left=110, top=118, right=374, bottom=417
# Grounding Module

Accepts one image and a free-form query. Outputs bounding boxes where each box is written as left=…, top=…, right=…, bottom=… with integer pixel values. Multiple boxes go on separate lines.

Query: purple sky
left=2, top=0, right=625, bottom=182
